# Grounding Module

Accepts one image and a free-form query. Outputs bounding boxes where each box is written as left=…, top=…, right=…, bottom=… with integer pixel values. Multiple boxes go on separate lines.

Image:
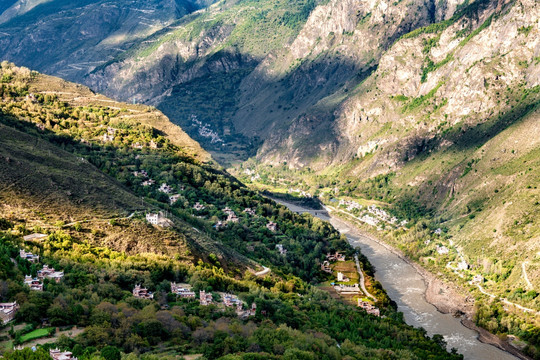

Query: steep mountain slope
left=0, top=0, right=217, bottom=80
left=0, top=63, right=467, bottom=360
left=86, top=0, right=464, bottom=161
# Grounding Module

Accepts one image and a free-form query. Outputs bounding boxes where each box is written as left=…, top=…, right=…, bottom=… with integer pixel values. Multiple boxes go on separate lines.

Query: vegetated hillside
left=0, top=0, right=217, bottom=80
left=230, top=0, right=540, bottom=353
left=0, top=63, right=464, bottom=360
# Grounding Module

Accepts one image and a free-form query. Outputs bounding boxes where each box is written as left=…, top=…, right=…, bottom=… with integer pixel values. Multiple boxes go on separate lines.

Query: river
left=275, top=199, right=517, bottom=360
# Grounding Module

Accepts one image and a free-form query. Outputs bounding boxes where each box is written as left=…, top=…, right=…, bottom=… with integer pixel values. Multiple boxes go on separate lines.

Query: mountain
left=1, top=0, right=539, bottom=356
left=0, top=0, right=218, bottom=81
left=0, top=62, right=466, bottom=360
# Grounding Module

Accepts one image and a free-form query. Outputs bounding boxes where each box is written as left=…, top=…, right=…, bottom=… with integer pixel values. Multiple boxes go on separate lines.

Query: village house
left=456, top=260, right=469, bottom=271
left=337, top=272, right=350, bottom=282
left=169, top=194, right=182, bottom=205
left=171, top=283, right=195, bottom=298
left=132, top=142, right=143, bottom=149
left=358, top=300, right=380, bottom=317
left=326, top=252, right=345, bottom=262
left=0, top=302, right=19, bottom=324
left=133, top=170, right=148, bottom=178
left=276, top=244, right=287, bottom=256
left=360, top=214, right=379, bottom=226
left=25, top=93, right=37, bottom=103
left=266, top=222, right=277, bottom=232
left=199, top=290, right=213, bottom=306
left=334, top=283, right=360, bottom=294
left=133, top=285, right=154, bottom=299
left=249, top=303, right=257, bottom=316
left=321, top=260, right=332, bottom=273
left=23, top=233, right=47, bottom=242
left=214, top=221, right=226, bottom=230
left=434, top=228, right=442, bottom=235
left=37, top=265, right=64, bottom=283
left=158, top=183, right=174, bottom=194
left=142, top=179, right=155, bottom=186
left=146, top=212, right=172, bottom=227
left=24, top=275, right=43, bottom=291
left=436, top=245, right=450, bottom=255
left=193, top=202, right=205, bottom=211
left=223, top=294, right=242, bottom=308
left=19, top=249, right=39, bottom=263
left=102, top=128, right=115, bottom=143
left=223, top=207, right=235, bottom=216
left=243, top=208, right=256, bottom=216
left=472, top=274, right=484, bottom=284
left=227, top=213, right=239, bottom=223
left=50, top=348, right=78, bottom=360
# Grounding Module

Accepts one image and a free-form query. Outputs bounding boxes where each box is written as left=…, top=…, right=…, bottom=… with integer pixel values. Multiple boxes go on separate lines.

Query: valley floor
left=272, top=196, right=528, bottom=360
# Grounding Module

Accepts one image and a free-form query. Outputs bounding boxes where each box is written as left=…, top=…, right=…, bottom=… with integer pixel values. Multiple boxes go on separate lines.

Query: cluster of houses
left=22, top=258, right=65, bottom=292
left=50, top=348, right=77, bottom=360
left=367, top=205, right=407, bottom=227
left=191, top=115, right=224, bottom=144
left=133, top=285, right=154, bottom=299
left=357, top=300, right=380, bottom=317
left=0, top=302, right=19, bottom=324
left=242, top=169, right=261, bottom=182
left=338, top=199, right=362, bottom=212
left=146, top=212, right=173, bottom=227
left=212, top=206, right=277, bottom=231
left=288, top=188, right=312, bottom=198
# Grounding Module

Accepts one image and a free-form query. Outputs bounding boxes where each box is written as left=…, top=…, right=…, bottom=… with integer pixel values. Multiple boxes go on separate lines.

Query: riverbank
left=326, top=209, right=531, bottom=360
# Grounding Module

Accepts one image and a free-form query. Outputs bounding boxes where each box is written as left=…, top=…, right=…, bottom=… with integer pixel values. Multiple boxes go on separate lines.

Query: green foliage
left=458, top=14, right=493, bottom=47
left=400, top=0, right=491, bottom=40
left=100, top=346, right=121, bottom=360
left=517, top=25, right=532, bottom=36
left=3, top=348, right=51, bottom=360
left=402, top=82, right=444, bottom=112
left=420, top=54, right=453, bottom=83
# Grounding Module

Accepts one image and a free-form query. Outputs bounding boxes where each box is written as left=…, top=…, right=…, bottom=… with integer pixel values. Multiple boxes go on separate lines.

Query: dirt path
left=255, top=266, right=270, bottom=276
left=354, top=254, right=376, bottom=300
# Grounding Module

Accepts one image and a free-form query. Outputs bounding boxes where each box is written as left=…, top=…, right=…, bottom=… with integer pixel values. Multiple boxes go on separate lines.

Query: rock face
left=0, top=0, right=216, bottom=81
left=259, top=0, right=539, bottom=171
left=1, top=0, right=538, bottom=171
